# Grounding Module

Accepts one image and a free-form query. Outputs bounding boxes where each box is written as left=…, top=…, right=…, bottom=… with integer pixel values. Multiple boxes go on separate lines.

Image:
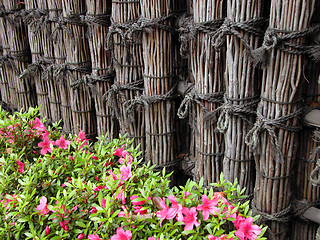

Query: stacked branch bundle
left=110, top=0, right=145, bottom=149
left=140, top=0, right=177, bottom=168
left=47, top=0, right=71, bottom=132
left=61, top=0, right=96, bottom=137
left=38, top=0, right=62, bottom=123
left=222, top=0, right=263, bottom=195
left=190, top=0, right=226, bottom=185
left=0, top=1, right=14, bottom=110
left=3, top=0, right=36, bottom=110
left=248, top=1, right=316, bottom=239
left=86, top=0, right=116, bottom=138
left=292, top=61, right=320, bottom=240
left=23, top=0, right=52, bottom=121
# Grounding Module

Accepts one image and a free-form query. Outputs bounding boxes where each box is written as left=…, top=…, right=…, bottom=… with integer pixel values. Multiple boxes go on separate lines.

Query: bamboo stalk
left=191, top=0, right=226, bottom=186
left=86, top=0, right=116, bottom=138
left=3, top=0, right=36, bottom=111
left=252, top=1, right=316, bottom=239
left=111, top=0, right=145, bottom=150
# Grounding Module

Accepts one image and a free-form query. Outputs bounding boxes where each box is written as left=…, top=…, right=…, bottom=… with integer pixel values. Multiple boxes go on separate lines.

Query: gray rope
left=50, top=61, right=92, bottom=82
left=211, top=18, right=266, bottom=52
left=293, top=199, right=320, bottom=221
left=245, top=109, right=303, bottom=163
left=215, top=95, right=259, bottom=133
left=252, top=24, right=320, bottom=66
left=0, top=53, right=18, bottom=73
left=19, top=58, right=53, bottom=79
left=177, top=88, right=224, bottom=119
left=307, top=130, right=320, bottom=187
left=252, top=204, right=292, bottom=223
left=22, top=8, right=48, bottom=32
left=9, top=50, right=30, bottom=63
left=178, top=14, right=224, bottom=57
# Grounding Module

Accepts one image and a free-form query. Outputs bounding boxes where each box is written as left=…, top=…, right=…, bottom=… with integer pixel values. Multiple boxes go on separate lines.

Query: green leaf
left=76, top=221, right=87, bottom=228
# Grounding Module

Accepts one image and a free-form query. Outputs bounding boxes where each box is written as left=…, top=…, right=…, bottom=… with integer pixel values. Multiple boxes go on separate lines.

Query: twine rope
left=211, top=17, right=266, bottom=52
left=245, top=109, right=302, bottom=163
left=310, top=130, right=320, bottom=186
left=293, top=199, right=320, bottom=221
left=252, top=24, right=320, bottom=66
left=19, top=57, right=54, bottom=79
left=0, top=53, right=18, bottom=73
left=252, top=204, right=292, bottom=223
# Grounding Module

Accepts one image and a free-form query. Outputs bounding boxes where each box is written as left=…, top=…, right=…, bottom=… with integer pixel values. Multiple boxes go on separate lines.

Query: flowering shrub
left=0, top=107, right=267, bottom=240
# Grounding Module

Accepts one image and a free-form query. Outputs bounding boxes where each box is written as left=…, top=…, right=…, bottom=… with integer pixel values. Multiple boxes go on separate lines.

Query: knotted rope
left=19, top=57, right=53, bottom=79
left=245, top=109, right=302, bottom=163
left=0, top=53, right=18, bottom=73
left=309, top=130, right=320, bottom=186
left=252, top=24, right=320, bottom=66
left=211, top=18, right=266, bottom=52
left=50, top=61, right=92, bottom=83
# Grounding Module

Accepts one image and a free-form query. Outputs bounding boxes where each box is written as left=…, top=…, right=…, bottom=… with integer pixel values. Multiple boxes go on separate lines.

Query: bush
left=0, top=107, right=267, bottom=240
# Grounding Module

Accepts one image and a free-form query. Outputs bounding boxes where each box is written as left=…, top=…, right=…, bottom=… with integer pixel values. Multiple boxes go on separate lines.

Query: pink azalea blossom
left=36, top=196, right=50, bottom=215
left=45, top=225, right=50, bottom=235
left=119, top=164, right=132, bottom=181
left=156, top=198, right=178, bottom=226
left=111, top=227, right=132, bottom=240
left=90, top=207, right=97, bottom=214
left=233, top=215, right=246, bottom=229
left=235, top=217, right=262, bottom=240
left=130, top=195, right=146, bottom=205
left=102, top=199, right=107, bottom=208
left=113, top=145, right=124, bottom=157
left=197, top=194, right=220, bottom=221
left=148, top=237, right=159, bottom=240
left=114, top=188, right=126, bottom=204
left=77, top=129, right=88, bottom=148
left=77, top=233, right=85, bottom=239
left=168, top=195, right=183, bottom=221
left=31, top=117, right=46, bottom=132
left=208, top=235, right=233, bottom=240
left=132, top=205, right=147, bottom=215
left=88, top=234, right=101, bottom=240
left=118, top=205, right=130, bottom=218
left=38, top=133, right=55, bottom=155
left=181, top=207, right=200, bottom=231
left=16, top=160, right=24, bottom=173
left=55, top=135, right=71, bottom=149
left=93, top=185, right=104, bottom=192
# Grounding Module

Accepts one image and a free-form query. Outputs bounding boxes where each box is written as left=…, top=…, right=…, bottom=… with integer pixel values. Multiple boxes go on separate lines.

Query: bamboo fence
left=190, top=0, right=226, bottom=185
left=0, top=2, right=319, bottom=239
left=86, top=0, right=116, bottom=138
left=139, top=0, right=178, bottom=169
left=246, top=1, right=316, bottom=239
left=109, top=0, right=145, bottom=149
left=2, top=0, right=36, bottom=111
left=221, top=1, right=264, bottom=195
left=292, top=60, right=320, bottom=240
left=22, top=0, right=52, bottom=121
left=61, top=0, right=96, bottom=137
left=47, top=0, right=71, bottom=132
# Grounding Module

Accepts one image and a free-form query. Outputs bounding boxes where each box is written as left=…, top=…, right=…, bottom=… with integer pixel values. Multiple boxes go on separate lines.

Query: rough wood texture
left=222, top=0, right=263, bottom=195
left=191, top=0, right=226, bottom=186
left=140, top=0, right=176, bottom=167
left=3, top=0, right=36, bottom=110
left=111, top=0, right=145, bottom=149
left=291, top=61, right=320, bottom=240
left=38, top=0, right=62, bottom=123
left=251, top=1, right=316, bottom=239
left=86, top=0, right=116, bottom=138
left=62, top=0, right=96, bottom=137
left=24, top=0, right=52, bottom=121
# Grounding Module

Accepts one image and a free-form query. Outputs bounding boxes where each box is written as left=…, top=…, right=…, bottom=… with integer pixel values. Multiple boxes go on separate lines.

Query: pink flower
left=181, top=207, right=200, bottom=231
left=38, top=133, right=54, bottom=155
left=168, top=195, right=183, bottom=221
left=93, top=185, right=104, bottom=192
left=119, top=164, right=132, bottom=181
left=197, top=194, right=220, bottom=221
left=133, top=205, right=147, bottom=215
left=235, top=217, right=262, bottom=240
left=148, top=237, right=159, bottom=240
left=77, top=129, right=88, bottom=148
left=88, top=234, right=101, bottom=240
left=113, top=145, right=124, bottom=157
left=114, top=188, right=126, bottom=204
left=16, top=160, right=24, bottom=173
left=111, top=227, right=132, bottom=240
left=45, top=225, right=50, bottom=235
left=156, top=198, right=178, bottom=226
left=90, top=207, right=97, bottom=214
left=32, top=117, right=46, bottom=132
left=184, top=191, right=191, bottom=199
left=233, top=215, right=246, bottom=229
left=77, top=233, right=85, bottom=239
left=55, top=135, right=71, bottom=149
left=36, top=196, right=50, bottom=215
left=118, top=205, right=130, bottom=219
left=130, top=195, right=146, bottom=205
left=102, top=199, right=107, bottom=208
left=208, top=235, right=233, bottom=240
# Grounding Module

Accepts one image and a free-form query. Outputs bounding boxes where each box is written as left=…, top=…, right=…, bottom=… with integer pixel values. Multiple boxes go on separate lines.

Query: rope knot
left=263, top=29, right=279, bottom=50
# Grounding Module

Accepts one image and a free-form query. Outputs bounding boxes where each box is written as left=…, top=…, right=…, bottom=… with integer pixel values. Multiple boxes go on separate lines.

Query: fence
left=0, top=0, right=319, bottom=239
